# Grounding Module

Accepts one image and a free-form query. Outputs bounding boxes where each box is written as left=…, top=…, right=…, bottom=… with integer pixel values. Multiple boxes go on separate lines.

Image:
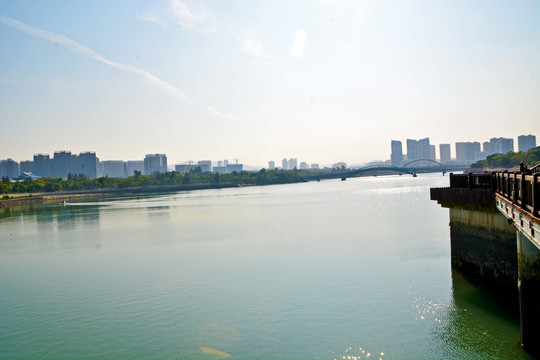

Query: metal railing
left=445, top=172, right=539, bottom=219
left=448, top=172, right=495, bottom=190
left=494, top=171, right=539, bottom=218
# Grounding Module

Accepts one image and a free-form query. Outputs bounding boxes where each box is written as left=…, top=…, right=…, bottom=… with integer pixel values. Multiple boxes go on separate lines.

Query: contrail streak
left=0, top=15, right=243, bottom=122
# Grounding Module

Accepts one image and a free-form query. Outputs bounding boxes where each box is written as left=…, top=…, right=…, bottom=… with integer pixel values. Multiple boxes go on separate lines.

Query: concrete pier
left=495, top=184, right=540, bottom=357
left=517, top=231, right=540, bottom=355
left=431, top=170, right=540, bottom=356
left=448, top=206, right=517, bottom=291
left=431, top=182, right=517, bottom=292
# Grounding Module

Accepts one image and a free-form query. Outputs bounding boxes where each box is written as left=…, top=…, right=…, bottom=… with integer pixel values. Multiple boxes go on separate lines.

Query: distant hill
left=469, top=148, right=540, bottom=169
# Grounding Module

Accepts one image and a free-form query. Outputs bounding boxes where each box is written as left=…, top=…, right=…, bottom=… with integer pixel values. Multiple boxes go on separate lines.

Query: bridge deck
left=301, top=165, right=467, bottom=181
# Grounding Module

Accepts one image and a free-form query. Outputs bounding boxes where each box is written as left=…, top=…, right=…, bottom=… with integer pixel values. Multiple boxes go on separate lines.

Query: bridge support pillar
left=517, top=230, right=540, bottom=356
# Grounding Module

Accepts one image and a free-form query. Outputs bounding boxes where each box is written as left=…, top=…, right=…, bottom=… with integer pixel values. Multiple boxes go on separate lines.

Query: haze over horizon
left=1, top=0, right=539, bottom=167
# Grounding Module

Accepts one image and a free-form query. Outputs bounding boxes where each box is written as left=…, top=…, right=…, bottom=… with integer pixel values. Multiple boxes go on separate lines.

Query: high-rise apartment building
left=288, top=158, right=298, bottom=170
left=0, top=159, right=20, bottom=179
left=125, top=161, right=144, bottom=177
left=268, top=161, right=275, bottom=170
left=518, top=135, right=536, bottom=152
left=197, top=160, right=212, bottom=172
left=19, top=160, right=34, bottom=173
left=52, top=151, right=75, bottom=178
left=33, top=154, right=51, bottom=177
left=79, top=152, right=98, bottom=178
left=494, top=138, right=513, bottom=154
left=100, top=161, right=125, bottom=178
left=482, top=141, right=493, bottom=155
left=144, top=154, right=167, bottom=175
left=481, top=138, right=498, bottom=159
left=71, top=155, right=82, bottom=176
left=212, top=165, right=226, bottom=173
left=175, top=164, right=198, bottom=173
left=430, top=145, right=436, bottom=161
left=390, top=140, right=403, bottom=166
left=226, top=164, right=243, bottom=173
left=406, top=138, right=431, bottom=161
left=483, top=137, right=513, bottom=155
left=455, top=142, right=481, bottom=161
left=439, top=144, right=451, bottom=163
left=282, top=158, right=288, bottom=170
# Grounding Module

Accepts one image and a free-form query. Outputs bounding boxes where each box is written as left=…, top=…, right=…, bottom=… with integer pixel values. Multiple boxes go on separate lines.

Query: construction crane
left=230, top=157, right=248, bottom=164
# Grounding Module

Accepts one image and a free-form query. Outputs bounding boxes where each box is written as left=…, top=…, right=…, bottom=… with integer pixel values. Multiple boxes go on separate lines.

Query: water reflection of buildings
left=2, top=202, right=100, bottom=230
left=54, top=204, right=102, bottom=250
left=1, top=202, right=103, bottom=252
left=54, top=204, right=100, bottom=230
left=146, top=205, right=171, bottom=226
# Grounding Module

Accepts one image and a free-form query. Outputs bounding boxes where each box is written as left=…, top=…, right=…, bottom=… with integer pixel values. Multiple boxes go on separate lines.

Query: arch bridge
left=402, top=159, right=443, bottom=168
left=301, top=164, right=466, bottom=181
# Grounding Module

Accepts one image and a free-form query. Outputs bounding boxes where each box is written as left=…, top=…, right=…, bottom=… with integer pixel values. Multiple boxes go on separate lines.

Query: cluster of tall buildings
left=0, top=150, right=251, bottom=179
left=0, top=152, right=167, bottom=179
left=390, top=134, right=536, bottom=166
left=268, top=158, right=320, bottom=171
left=390, top=138, right=435, bottom=166
left=174, top=159, right=243, bottom=174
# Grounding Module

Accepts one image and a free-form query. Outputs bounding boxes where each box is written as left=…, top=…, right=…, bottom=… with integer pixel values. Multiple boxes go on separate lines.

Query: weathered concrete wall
left=432, top=176, right=540, bottom=356
left=449, top=206, right=517, bottom=291
left=517, top=231, right=540, bottom=356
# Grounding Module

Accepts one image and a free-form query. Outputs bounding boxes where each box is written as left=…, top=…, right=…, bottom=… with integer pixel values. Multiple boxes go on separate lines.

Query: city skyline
left=2, top=131, right=536, bottom=179
left=1, top=1, right=540, bottom=165
left=390, top=134, right=537, bottom=165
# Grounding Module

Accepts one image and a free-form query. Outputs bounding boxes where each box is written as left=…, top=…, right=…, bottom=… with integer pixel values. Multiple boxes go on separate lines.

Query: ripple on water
left=336, top=346, right=386, bottom=360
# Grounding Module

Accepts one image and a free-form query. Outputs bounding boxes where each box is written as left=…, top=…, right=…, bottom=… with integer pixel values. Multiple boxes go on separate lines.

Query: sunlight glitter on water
left=0, top=175, right=533, bottom=359
left=337, top=346, right=386, bottom=360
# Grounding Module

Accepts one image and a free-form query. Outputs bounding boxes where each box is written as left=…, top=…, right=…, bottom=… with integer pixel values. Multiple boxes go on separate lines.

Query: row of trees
left=470, top=148, right=540, bottom=169
left=0, top=169, right=305, bottom=194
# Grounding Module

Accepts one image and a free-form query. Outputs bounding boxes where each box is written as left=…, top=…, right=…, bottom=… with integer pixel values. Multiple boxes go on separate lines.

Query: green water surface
left=0, top=175, right=533, bottom=359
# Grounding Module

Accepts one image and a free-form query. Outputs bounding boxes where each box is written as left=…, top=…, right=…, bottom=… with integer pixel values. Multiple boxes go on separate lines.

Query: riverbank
left=0, top=169, right=310, bottom=204
left=0, top=182, right=247, bottom=207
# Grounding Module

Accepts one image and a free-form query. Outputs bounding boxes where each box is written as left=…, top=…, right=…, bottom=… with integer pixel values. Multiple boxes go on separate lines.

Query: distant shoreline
left=0, top=182, right=249, bottom=207
left=1, top=170, right=454, bottom=208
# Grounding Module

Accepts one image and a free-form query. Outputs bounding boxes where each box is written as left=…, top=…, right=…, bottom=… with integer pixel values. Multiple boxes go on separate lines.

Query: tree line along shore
left=469, top=148, right=540, bottom=169
left=0, top=169, right=306, bottom=206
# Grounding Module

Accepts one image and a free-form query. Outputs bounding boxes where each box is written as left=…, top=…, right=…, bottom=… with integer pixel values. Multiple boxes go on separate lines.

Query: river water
left=0, top=175, right=533, bottom=359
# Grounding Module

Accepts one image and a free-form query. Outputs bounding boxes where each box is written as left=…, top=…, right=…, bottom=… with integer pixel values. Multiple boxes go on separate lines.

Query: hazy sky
left=1, top=0, right=539, bottom=167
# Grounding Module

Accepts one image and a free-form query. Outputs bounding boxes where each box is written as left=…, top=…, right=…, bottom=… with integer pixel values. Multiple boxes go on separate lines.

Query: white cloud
left=140, top=1, right=268, bottom=59
left=169, top=0, right=203, bottom=29
left=136, top=12, right=167, bottom=26
left=138, top=0, right=215, bottom=33
left=204, top=106, right=244, bottom=122
left=236, top=32, right=266, bottom=58
left=0, top=15, right=243, bottom=122
left=291, top=28, right=307, bottom=58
